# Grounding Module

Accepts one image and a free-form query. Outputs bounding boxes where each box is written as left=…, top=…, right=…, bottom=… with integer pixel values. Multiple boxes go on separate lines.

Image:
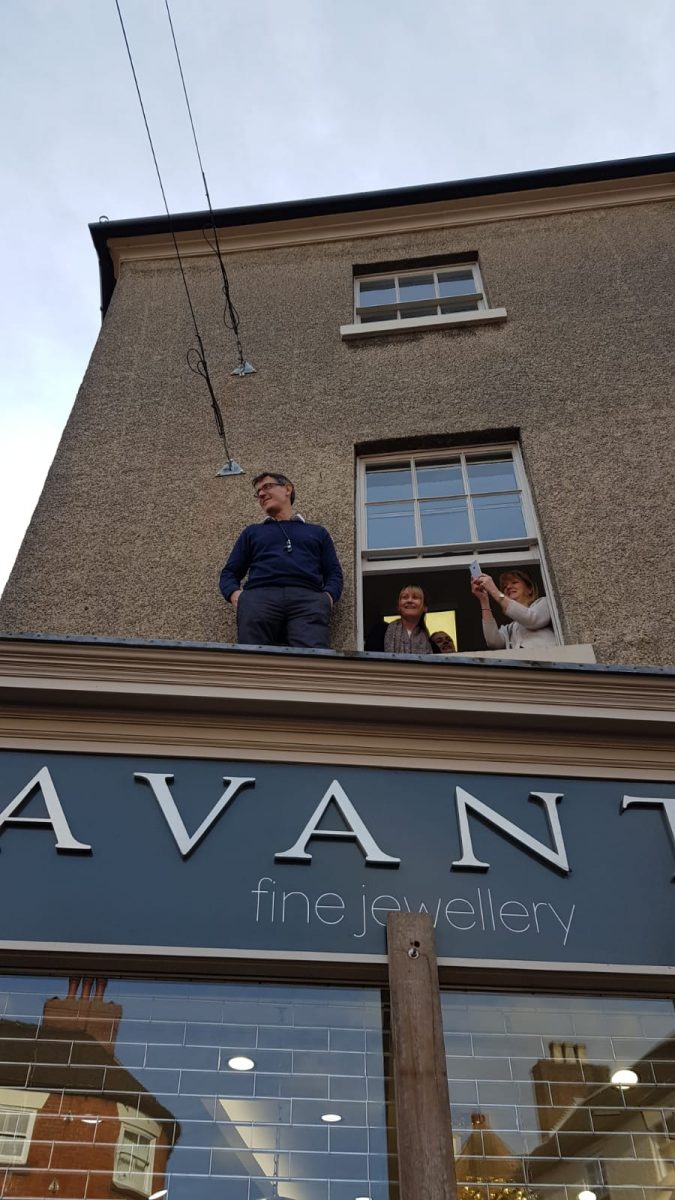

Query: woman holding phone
left=471, top=569, right=556, bottom=650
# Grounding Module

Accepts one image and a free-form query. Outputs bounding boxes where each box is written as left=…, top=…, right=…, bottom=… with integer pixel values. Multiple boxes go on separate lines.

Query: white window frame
left=355, top=262, right=486, bottom=322
left=113, top=1121, right=156, bottom=1197
left=341, top=261, right=507, bottom=339
left=356, top=442, right=561, bottom=650
left=0, top=1104, right=37, bottom=1165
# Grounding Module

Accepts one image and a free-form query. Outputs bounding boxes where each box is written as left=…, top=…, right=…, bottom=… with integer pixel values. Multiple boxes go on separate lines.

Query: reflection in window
left=114, top=1124, right=156, bottom=1195
left=0, top=975, right=393, bottom=1200
left=442, top=991, right=675, bottom=1200
left=364, top=452, right=527, bottom=552
left=0, top=1105, right=36, bottom=1165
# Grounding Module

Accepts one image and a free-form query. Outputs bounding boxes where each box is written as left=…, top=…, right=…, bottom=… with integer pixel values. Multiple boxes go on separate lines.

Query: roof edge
left=90, top=151, right=675, bottom=315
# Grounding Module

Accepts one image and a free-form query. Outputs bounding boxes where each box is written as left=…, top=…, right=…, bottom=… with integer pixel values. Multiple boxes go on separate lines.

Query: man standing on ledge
left=219, top=472, right=343, bottom=648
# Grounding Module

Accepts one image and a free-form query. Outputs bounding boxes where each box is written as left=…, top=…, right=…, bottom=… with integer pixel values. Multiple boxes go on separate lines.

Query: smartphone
left=469, top=558, right=482, bottom=581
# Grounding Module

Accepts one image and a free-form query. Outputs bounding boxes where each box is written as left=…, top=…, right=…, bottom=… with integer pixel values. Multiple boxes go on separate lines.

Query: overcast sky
left=0, top=0, right=673, bottom=596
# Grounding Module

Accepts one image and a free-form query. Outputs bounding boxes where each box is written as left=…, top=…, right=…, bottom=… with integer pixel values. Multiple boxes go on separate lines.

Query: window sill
left=340, top=307, right=507, bottom=340
left=458, top=644, right=596, bottom=664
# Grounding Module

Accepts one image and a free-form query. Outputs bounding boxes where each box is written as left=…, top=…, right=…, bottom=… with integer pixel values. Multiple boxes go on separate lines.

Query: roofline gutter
left=89, top=150, right=675, bottom=316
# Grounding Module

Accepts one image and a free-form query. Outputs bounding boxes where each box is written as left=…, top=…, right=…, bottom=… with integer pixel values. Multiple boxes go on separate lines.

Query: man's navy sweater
left=219, top=517, right=344, bottom=603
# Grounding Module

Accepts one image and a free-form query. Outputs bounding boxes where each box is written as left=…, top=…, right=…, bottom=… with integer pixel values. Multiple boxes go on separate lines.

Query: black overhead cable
left=163, top=0, right=250, bottom=373
left=113, top=0, right=237, bottom=466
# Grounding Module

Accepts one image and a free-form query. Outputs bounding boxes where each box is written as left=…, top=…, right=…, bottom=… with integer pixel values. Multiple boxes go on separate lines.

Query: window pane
left=439, top=300, right=479, bottom=314
left=473, top=493, right=527, bottom=540
left=367, top=501, right=416, bottom=548
left=420, top=498, right=471, bottom=545
left=0, top=975, right=393, bottom=1197
left=467, top=457, right=518, bottom=493
left=416, top=463, right=464, bottom=498
left=398, top=274, right=436, bottom=303
left=359, top=278, right=396, bottom=307
left=366, top=467, right=413, bottom=502
left=437, top=269, right=475, bottom=297
left=442, top=991, right=675, bottom=1200
left=403, top=305, right=439, bottom=318
left=359, top=311, right=394, bottom=323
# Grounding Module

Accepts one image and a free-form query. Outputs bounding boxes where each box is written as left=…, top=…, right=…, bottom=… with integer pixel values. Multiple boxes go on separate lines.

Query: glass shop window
left=441, top=990, right=675, bottom=1200
left=0, top=974, right=394, bottom=1200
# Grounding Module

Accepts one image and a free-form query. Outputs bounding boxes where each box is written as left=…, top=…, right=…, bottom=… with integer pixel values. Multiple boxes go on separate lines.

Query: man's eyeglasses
left=255, top=482, right=285, bottom=499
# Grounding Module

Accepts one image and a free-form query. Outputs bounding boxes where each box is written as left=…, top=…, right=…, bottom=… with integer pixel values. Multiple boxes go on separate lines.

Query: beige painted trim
left=106, top=173, right=675, bottom=275
left=0, top=640, right=672, bottom=730
left=340, top=307, right=507, bottom=339
left=0, top=640, right=673, bottom=780
left=0, top=705, right=672, bottom=779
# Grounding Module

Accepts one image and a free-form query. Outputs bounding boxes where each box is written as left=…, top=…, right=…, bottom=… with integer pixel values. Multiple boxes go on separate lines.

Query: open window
left=357, top=443, right=562, bottom=655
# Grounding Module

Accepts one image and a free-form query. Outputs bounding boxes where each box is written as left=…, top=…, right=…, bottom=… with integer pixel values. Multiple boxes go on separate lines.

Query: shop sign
left=0, top=751, right=673, bottom=972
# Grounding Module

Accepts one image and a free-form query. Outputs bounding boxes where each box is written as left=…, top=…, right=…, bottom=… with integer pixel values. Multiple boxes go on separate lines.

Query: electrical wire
left=163, top=0, right=248, bottom=370
left=113, top=0, right=235, bottom=462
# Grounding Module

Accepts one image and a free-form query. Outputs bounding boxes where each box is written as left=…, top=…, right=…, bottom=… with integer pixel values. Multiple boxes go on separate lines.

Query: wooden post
left=387, top=911, right=457, bottom=1200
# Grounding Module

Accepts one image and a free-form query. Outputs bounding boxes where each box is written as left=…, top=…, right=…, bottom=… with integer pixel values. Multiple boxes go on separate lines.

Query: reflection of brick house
left=527, top=1039, right=675, bottom=1199
left=0, top=978, right=179, bottom=1199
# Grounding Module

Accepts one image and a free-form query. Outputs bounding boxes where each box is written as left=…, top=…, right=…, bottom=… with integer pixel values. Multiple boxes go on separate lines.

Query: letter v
left=134, top=774, right=255, bottom=858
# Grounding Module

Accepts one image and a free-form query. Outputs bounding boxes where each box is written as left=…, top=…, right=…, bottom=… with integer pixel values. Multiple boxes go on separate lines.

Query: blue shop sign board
left=0, top=751, right=673, bottom=973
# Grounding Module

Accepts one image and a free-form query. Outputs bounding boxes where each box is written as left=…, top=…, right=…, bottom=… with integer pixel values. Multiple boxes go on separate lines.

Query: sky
left=0, top=0, right=673, bottom=595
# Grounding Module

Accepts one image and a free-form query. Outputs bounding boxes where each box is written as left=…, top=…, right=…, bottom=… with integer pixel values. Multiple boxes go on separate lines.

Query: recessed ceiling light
left=578, top=1190, right=596, bottom=1200
left=611, top=1068, right=638, bottom=1089
left=227, top=1055, right=255, bottom=1071
left=321, top=1112, right=342, bottom=1123
left=149, top=1191, right=169, bottom=1200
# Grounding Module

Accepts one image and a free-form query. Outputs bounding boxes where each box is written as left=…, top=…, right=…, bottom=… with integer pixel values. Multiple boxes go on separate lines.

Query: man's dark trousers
left=237, top=586, right=332, bottom=648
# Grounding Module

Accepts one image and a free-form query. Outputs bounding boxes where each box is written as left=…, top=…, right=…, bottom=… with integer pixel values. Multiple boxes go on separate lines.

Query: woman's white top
left=482, top=596, right=557, bottom=650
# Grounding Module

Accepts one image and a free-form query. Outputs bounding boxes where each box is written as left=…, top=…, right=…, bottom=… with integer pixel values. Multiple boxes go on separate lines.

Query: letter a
left=452, top=788, right=569, bottom=875
left=0, top=767, right=92, bottom=853
left=274, top=780, right=400, bottom=866
left=134, top=773, right=255, bottom=858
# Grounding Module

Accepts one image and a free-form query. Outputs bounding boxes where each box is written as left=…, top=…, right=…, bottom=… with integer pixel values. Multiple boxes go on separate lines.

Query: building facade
left=0, top=154, right=673, bottom=1200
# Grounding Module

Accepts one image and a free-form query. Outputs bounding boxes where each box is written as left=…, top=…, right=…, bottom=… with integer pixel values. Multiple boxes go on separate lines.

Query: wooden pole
left=387, top=911, right=458, bottom=1200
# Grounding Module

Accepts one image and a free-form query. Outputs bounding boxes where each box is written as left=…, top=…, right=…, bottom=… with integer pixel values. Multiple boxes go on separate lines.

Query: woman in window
left=384, top=584, right=434, bottom=655
left=471, top=569, right=556, bottom=650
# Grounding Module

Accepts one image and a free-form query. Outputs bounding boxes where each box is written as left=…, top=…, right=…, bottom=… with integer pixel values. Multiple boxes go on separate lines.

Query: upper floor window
left=356, top=263, right=485, bottom=324
left=0, top=1106, right=35, bottom=1165
left=364, top=451, right=528, bottom=552
left=341, top=257, right=506, bottom=340
left=357, top=442, right=565, bottom=657
left=113, top=1123, right=156, bottom=1196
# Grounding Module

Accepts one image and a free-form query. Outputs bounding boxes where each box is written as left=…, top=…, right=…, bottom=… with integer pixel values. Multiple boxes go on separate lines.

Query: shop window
left=358, top=443, right=560, bottom=654
left=113, top=1124, right=156, bottom=1196
left=442, top=991, right=675, bottom=1200
left=0, top=1105, right=35, bottom=1165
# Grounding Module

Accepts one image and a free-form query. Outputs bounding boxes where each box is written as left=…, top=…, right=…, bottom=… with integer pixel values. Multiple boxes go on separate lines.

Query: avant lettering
left=0, top=767, right=673, bottom=881
left=134, top=773, right=255, bottom=858
left=0, top=768, right=91, bottom=854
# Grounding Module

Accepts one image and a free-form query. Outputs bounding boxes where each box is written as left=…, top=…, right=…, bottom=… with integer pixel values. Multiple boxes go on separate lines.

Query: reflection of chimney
left=531, top=1042, right=609, bottom=1134
left=456, top=1112, right=522, bottom=1184
left=42, top=977, right=122, bottom=1055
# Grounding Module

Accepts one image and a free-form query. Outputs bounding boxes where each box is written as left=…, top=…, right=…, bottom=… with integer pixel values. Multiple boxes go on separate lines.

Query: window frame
left=356, top=442, right=561, bottom=650
left=113, top=1121, right=156, bottom=1197
left=354, top=261, right=486, bottom=324
left=0, top=1104, right=37, bottom=1166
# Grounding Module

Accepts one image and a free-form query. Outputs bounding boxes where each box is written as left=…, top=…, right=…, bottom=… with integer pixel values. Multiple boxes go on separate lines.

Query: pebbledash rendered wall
left=1, top=167, right=674, bottom=664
